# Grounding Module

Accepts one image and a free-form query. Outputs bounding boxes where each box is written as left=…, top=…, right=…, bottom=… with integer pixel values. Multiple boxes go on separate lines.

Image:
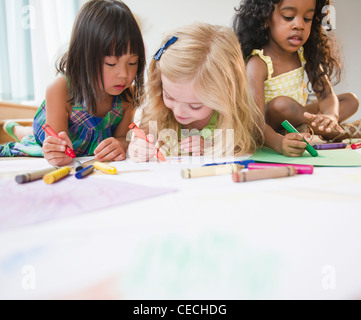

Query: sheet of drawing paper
left=0, top=177, right=177, bottom=231
left=250, top=147, right=361, bottom=167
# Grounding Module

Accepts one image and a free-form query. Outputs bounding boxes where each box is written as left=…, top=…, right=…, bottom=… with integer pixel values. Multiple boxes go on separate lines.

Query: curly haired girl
left=233, top=0, right=360, bottom=156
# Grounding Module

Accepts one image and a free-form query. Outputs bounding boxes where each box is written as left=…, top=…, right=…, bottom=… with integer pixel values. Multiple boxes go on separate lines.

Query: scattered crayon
left=93, top=162, right=117, bottom=175
left=43, top=167, right=71, bottom=184
left=15, top=167, right=59, bottom=184
left=182, top=164, right=243, bottom=179
left=233, top=166, right=297, bottom=183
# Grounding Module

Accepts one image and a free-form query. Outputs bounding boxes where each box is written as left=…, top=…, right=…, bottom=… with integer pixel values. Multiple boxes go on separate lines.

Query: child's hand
left=304, top=112, right=345, bottom=134
left=94, top=137, right=126, bottom=162
left=42, top=131, right=74, bottom=167
left=281, top=132, right=310, bottom=157
left=179, top=135, right=205, bottom=156
left=128, top=134, right=157, bottom=163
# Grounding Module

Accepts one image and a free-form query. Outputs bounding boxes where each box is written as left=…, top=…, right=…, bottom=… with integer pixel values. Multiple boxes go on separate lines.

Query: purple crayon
left=313, top=143, right=347, bottom=150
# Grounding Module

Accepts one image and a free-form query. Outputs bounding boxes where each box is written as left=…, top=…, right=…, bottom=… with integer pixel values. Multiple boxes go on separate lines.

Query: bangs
left=105, top=29, right=144, bottom=57
left=101, top=5, right=143, bottom=57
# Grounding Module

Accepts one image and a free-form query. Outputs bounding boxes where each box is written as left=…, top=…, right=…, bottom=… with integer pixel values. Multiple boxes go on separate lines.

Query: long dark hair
left=233, top=0, right=341, bottom=96
left=58, top=0, right=145, bottom=115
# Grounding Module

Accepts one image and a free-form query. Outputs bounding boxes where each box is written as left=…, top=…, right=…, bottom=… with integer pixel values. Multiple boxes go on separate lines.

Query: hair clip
left=154, top=36, right=178, bottom=61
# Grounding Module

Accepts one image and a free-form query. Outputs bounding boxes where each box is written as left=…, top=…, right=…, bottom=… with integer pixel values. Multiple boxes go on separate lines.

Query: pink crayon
left=248, top=163, right=314, bottom=175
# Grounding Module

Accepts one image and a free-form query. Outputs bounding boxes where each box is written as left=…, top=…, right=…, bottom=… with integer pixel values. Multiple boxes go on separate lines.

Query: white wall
left=30, top=0, right=361, bottom=123
left=126, top=0, right=361, bottom=121
left=333, top=0, right=361, bottom=121
left=125, top=0, right=240, bottom=60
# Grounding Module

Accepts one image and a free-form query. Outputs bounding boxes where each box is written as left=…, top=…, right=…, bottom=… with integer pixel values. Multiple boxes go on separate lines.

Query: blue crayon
left=203, top=159, right=255, bottom=168
left=75, top=165, right=94, bottom=179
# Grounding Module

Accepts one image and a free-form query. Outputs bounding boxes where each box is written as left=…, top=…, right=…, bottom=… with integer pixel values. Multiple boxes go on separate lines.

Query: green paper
left=250, top=147, right=361, bottom=167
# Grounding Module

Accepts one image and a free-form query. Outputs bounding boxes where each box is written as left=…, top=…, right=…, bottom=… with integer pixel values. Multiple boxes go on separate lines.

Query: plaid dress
left=0, top=96, right=124, bottom=157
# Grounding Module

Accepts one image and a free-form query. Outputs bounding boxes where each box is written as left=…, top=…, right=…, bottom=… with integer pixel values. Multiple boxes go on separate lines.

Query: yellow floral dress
left=250, top=47, right=309, bottom=106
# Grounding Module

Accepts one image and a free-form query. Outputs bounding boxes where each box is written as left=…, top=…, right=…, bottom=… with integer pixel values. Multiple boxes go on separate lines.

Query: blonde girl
left=129, top=22, right=264, bottom=162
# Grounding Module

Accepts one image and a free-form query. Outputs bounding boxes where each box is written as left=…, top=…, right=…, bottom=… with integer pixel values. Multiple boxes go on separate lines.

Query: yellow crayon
left=43, top=167, right=71, bottom=184
left=93, top=161, right=117, bottom=175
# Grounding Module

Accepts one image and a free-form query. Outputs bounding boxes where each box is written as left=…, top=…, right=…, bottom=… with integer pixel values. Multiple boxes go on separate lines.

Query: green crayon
left=281, top=120, right=318, bottom=157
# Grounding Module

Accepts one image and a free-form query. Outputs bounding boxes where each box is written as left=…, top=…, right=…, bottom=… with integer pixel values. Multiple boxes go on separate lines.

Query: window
left=0, top=0, right=83, bottom=105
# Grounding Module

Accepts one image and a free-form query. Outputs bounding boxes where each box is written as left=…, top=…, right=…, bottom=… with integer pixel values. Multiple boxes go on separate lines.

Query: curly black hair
left=233, top=0, right=341, bottom=96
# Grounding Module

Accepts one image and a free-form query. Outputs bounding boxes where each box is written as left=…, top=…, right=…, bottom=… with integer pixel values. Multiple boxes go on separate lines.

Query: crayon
left=351, top=142, right=361, bottom=150
left=15, top=167, right=59, bottom=184
left=93, top=161, right=117, bottom=175
left=313, top=143, right=347, bottom=150
left=75, top=165, right=94, bottom=179
left=181, top=164, right=243, bottom=179
left=42, top=124, right=76, bottom=159
left=232, top=166, right=297, bottom=183
left=74, top=161, right=84, bottom=172
left=43, top=167, right=71, bottom=184
left=248, top=163, right=313, bottom=174
left=203, top=159, right=255, bottom=168
left=281, top=120, right=318, bottom=157
left=129, top=123, right=166, bottom=162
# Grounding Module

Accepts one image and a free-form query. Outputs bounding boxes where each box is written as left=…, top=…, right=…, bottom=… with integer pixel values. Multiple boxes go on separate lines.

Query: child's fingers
left=128, top=139, right=156, bottom=162
left=94, top=138, right=113, bottom=155
left=282, top=143, right=307, bottom=157
left=304, top=112, right=318, bottom=123
left=323, top=121, right=338, bottom=133
left=96, top=149, right=125, bottom=162
left=311, top=116, right=323, bottom=127
left=283, top=148, right=306, bottom=157
left=305, top=112, right=323, bottom=127
left=282, top=133, right=308, bottom=157
left=319, top=118, right=345, bottom=134
left=58, top=132, right=73, bottom=148
left=287, top=139, right=307, bottom=149
left=42, top=148, right=71, bottom=166
left=132, top=138, right=156, bottom=153
left=147, top=134, right=155, bottom=144
left=43, top=137, right=67, bottom=153
left=94, top=138, right=126, bottom=161
left=285, top=132, right=305, bottom=142
left=113, top=153, right=126, bottom=161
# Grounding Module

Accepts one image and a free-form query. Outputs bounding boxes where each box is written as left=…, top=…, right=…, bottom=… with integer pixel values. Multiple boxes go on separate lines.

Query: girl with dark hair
left=233, top=0, right=360, bottom=157
left=2, top=0, right=145, bottom=166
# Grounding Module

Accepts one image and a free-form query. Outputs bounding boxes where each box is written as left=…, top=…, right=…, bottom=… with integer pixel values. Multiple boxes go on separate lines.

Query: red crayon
left=351, top=142, right=361, bottom=150
left=42, top=124, right=76, bottom=159
left=248, top=163, right=314, bottom=175
left=129, top=123, right=166, bottom=162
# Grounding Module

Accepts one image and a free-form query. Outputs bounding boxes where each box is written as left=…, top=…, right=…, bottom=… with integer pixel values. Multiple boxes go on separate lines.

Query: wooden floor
left=0, top=101, right=38, bottom=143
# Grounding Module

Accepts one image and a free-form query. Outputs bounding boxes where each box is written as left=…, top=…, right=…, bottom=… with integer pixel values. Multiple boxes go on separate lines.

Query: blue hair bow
left=154, top=36, right=178, bottom=61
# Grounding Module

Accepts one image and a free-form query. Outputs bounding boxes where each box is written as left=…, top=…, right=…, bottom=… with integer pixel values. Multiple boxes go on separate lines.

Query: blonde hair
left=140, top=22, right=264, bottom=156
